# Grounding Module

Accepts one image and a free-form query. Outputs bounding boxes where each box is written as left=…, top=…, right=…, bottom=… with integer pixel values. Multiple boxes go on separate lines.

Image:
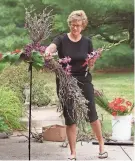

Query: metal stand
left=28, top=61, right=33, bottom=160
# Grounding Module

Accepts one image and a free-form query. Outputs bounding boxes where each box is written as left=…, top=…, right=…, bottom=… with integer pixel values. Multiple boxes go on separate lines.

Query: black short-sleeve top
left=52, top=33, right=93, bottom=75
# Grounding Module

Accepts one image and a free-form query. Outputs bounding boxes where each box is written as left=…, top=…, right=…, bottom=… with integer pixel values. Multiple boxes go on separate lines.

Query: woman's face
left=70, top=20, right=83, bottom=36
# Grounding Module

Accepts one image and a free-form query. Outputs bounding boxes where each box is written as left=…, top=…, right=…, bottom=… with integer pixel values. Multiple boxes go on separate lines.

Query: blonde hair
left=67, top=10, right=88, bottom=30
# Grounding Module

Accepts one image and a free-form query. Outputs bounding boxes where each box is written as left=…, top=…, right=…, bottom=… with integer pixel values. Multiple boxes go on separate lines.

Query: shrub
left=32, top=70, right=58, bottom=106
left=0, top=62, right=7, bottom=73
left=0, top=86, right=23, bottom=132
left=0, top=117, right=9, bottom=132
left=0, top=62, right=29, bottom=103
left=0, top=62, right=58, bottom=107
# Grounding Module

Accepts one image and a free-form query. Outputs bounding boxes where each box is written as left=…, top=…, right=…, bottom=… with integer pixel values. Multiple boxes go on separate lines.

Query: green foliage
left=0, top=34, right=30, bottom=52
left=0, top=62, right=29, bottom=103
left=0, top=63, right=7, bottom=72
left=0, top=86, right=23, bottom=132
left=43, top=0, right=133, bottom=28
left=32, top=81, right=51, bottom=106
left=94, top=43, right=134, bottom=70
left=0, top=51, right=45, bottom=70
left=0, top=0, right=48, bottom=52
left=0, top=117, right=9, bottom=132
left=31, top=52, right=44, bottom=70
left=0, top=62, right=58, bottom=106
left=43, top=0, right=133, bottom=48
left=0, top=0, right=133, bottom=51
left=92, top=35, right=111, bottom=48
left=32, top=70, right=58, bottom=106
left=1, top=52, right=21, bottom=64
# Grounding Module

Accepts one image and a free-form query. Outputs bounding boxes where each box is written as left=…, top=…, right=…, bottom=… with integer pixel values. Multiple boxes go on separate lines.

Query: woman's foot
left=68, top=154, right=76, bottom=160
left=68, top=158, right=76, bottom=160
left=98, top=151, right=108, bottom=159
left=99, top=144, right=108, bottom=159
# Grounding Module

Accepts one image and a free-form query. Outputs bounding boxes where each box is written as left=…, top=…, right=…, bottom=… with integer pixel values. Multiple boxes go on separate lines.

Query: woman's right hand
left=43, top=43, right=57, bottom=60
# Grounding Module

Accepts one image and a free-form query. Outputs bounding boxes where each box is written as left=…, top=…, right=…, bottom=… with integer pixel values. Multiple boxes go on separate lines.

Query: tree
left=0, top=0, right=133, bottom=52
left=0, top=0, right=48, bottom=52
left=42, top=0, right=134, bottom=47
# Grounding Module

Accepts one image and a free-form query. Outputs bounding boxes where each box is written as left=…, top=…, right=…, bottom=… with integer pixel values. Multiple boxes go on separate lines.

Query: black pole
left=28, top=61, right=33, bottom=160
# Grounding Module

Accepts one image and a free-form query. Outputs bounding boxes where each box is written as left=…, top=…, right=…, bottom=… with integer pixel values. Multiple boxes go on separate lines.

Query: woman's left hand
left=88, top=57, right=96, bottom=67
left=88, top=48, right=103, bottom=68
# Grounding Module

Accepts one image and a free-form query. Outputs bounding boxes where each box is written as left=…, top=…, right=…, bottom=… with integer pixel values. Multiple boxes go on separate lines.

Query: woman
left=45, top=10, right=108, bottom=160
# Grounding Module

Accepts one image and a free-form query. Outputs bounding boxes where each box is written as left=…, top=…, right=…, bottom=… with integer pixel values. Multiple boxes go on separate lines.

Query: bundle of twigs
left=47, top=59, right=89, bottom=125
left=25, top=5, right=53, bottom=43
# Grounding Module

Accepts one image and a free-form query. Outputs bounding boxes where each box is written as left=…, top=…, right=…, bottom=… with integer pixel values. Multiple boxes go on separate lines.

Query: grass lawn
left=92, top=72, right=134, bottom=101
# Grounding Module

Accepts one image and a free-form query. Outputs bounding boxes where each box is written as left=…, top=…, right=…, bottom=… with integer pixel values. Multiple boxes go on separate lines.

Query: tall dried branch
left=25, top=6, right=54, bottom=43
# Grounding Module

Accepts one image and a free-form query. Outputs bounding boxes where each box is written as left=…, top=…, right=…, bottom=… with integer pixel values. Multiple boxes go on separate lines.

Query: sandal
left=68, top=157, right=76, bottom=160
left=98, top=151, right=108, bottom=159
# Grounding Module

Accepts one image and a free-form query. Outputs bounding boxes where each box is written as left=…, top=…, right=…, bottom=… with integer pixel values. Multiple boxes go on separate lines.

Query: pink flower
left=65, top=64, right=72, bottom=75
left=82, top=48, right=103, bottom=67
left=58, top=56, right=71, bottom=64
left=66, top=56, right=71, bottom=63
left=58, top=59, right=63, bottom=63
left=65, top=64, right=71, bottom=72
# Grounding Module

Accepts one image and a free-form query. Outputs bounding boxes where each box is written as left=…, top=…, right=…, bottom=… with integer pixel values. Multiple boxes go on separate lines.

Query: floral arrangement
left=94, top=90, right=134, bottom=116
left=108, top=98, right=133, bottom=116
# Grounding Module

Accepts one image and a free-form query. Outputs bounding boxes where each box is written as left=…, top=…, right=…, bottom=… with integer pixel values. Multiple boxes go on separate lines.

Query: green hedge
left=32, top=70, right=58, bottom=106
left=0, top=62, right=58, bottom=107
left=0, top=86, right=23, bottom=132
left=0, top=62, right=29, bottom=103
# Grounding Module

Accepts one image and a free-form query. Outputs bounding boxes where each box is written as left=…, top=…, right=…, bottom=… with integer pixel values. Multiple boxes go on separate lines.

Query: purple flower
left=39, top=46, right=47, bottom=53
left=24, top=43, right=34, bottom=56
left=58, top=59, right=63, bottom=63
left=24, top=42, right=47, bottom=56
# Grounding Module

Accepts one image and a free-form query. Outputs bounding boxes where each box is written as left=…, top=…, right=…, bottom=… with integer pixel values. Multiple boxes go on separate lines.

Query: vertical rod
left=28, top=62, right=32, bottom=160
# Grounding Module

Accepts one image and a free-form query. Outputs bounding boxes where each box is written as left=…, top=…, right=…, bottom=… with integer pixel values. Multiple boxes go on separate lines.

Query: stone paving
left=0, top=108, right=134, bottom=160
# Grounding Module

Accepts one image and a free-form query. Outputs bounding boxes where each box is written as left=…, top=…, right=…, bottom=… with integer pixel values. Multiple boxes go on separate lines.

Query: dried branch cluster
left=48, top=59, right=90, bottom=128
left=25, top=6, right=53, bottom=43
